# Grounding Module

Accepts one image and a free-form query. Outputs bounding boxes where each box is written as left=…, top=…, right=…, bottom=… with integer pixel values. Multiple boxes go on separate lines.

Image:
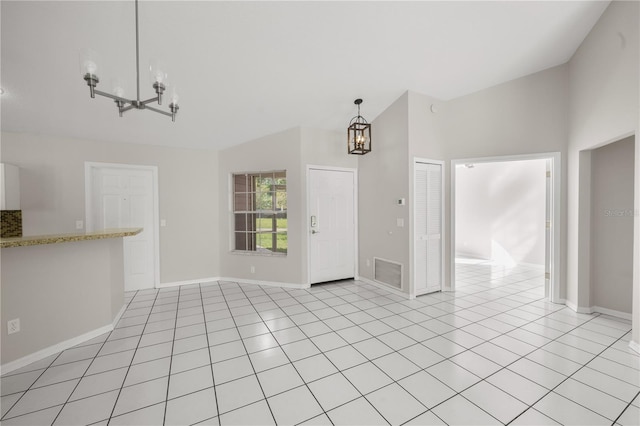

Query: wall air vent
left=374, top=257, right=402, bottom=289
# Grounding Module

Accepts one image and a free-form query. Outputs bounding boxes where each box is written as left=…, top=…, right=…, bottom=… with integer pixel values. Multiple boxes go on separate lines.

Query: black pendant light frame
left=347, top=98, right=371, bottom=155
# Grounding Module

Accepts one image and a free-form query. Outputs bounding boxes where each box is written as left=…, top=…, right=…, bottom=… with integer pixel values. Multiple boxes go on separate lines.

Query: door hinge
left=546, top=221, right=551, bottom=229
left=546, top=171, right=551, bottom=178
left=545, top=272, right=550, bottom=280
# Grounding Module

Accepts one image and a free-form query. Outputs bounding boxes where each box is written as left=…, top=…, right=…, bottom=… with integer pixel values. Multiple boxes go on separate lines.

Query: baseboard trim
left=565, top=300, right=579, bottom=312
left=357, top=277, right=409, bottom=299
left=592, top=306, right=633, bottom=321
left=157, top=277, right=221, bottom=288
left=563, top=301, right=632, bottom=321
left=565, top=300, right=598, bottom=314
left=629, top=340, right=640, bottom=355
left=1, top=303, right=128, bottom=376
left=158, top=277, right=309, bottom=290
left=113, top=304, right=127, bottom=326
left=218, top=277, right=309, bottom=290
left=0, top=323, right=114, bottom=376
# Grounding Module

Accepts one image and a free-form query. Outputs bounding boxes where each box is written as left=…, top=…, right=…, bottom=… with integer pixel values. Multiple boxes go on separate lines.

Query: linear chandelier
left=81, top=0, right=179, bottom=121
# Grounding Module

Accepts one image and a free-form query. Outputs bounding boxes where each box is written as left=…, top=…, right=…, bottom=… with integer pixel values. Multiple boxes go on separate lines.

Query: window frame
left=231, top=170, right=287, bottom=256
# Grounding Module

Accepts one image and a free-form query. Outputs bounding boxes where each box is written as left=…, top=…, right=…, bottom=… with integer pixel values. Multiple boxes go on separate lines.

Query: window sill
left=230, top=250, right=287, bottom=257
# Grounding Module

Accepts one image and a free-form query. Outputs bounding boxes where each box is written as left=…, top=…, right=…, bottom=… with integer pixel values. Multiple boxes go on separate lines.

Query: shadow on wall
left=455, top=159, right=547, bottom=266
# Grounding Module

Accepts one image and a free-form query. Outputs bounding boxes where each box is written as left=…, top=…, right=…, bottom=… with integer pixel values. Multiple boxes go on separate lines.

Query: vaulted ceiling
left=1, top=1, right=609, bottom=150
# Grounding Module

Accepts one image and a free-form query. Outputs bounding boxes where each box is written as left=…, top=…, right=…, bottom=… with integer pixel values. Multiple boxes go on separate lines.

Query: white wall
left=358, top=92, right=411, bottom=292
left=567, top=0, right=639, bottom=320
left=0, top=132, right=219, bottom=284
left=218, top=127, right=303, bottom=286
left=440, top=65, right=569, bottom=293
left=2, top=238, right=124, bottom=367
left=217, top=126, right=353, bottom=286
left=455, top=159, right=547, bottom=266
left=590, top=136, right=635, bottom=315
left=358, top=70, right=568, bottom=296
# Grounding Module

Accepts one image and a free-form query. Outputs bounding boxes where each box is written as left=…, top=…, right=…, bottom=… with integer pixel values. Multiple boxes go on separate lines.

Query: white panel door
left=309, top=169, right=355, bottom=284
left=414, top=161, right=443, bottom=295
left=91, top=167, right=156, bottom=291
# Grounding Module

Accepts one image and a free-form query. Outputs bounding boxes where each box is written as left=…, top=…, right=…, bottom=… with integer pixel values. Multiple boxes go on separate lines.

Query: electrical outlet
left=8, top=318, right=20, bottom=334
left=75, top=220, right=84, bottom=230
left=250, top=266, right=255, bottom=274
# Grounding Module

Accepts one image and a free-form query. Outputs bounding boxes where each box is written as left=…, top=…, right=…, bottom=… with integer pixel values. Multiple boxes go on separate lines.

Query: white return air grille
left=374, top=257, right=403, bottom=289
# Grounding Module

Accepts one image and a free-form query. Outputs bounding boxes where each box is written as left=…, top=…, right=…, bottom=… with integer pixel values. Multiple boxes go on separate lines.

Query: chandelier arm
left=94, top=89, right=133, bottom=104
left=120, top=104, right=136, bottom=114
left=145, top=105, right=173, bottom=117
left=135, top=0, right=141, bottom=102
left=140, top=96, right=161, bottom=105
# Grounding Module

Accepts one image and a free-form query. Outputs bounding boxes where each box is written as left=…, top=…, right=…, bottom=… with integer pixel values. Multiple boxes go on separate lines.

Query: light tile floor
left=2, top=259, right=639, bottom=425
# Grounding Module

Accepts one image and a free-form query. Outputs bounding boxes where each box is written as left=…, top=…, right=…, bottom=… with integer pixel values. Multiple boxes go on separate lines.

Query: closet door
left=415, top=161, right=443, bottom=295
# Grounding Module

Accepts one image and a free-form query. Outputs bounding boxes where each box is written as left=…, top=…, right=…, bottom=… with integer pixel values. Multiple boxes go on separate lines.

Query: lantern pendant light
left=347, top=98, right=371, bottom=155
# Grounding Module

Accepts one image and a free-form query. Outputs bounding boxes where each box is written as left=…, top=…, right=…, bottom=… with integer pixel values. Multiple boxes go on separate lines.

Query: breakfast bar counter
left=0, top=228, right=142, bottom=248
left=1, top=228, right=142, bottom=372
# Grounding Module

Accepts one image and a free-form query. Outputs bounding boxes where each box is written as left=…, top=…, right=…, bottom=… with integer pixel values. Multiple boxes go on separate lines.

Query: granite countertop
left=0, top=228, right=143, bottom=248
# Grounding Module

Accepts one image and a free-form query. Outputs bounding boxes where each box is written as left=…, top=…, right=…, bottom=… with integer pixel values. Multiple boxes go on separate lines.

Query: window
left=233, top=171, right=287, bottom=255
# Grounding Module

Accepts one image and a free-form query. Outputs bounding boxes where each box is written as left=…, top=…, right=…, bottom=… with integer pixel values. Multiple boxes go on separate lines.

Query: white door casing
left=85, top=163, right=159, bottom=291
left=308, top=167, right=357, bottom=284
left=414, top=160, right=444, bottom=296
left=545, top=159, right=552, bottom=299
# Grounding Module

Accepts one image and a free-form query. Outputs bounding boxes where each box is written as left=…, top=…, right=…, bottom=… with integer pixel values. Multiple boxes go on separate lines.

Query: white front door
left=309, top=168, right=356, bottom=284
left=414, top=161, right=443, bottom=295
left=88, top=164, right=158, bottom=291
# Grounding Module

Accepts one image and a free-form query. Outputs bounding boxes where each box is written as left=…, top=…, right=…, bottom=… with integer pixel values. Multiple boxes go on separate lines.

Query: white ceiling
left=1, top=1, right=609, bottom=151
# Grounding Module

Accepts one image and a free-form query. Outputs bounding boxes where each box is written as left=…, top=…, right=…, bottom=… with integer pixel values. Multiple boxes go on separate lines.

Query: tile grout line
left=197, top=282, right=224, bottom=426
left=215, top=282, right=279, bottom=424
left=160, top=284, right=184, bottom=425
left=2, top=263, right=637, bottom=425
left=105, top=288, right=162, bottom=424
left=258, top=281, right=399, bottom=424
left=611, top=390, right=640, bottom=425
left=1, top=292, right=145, bottom=423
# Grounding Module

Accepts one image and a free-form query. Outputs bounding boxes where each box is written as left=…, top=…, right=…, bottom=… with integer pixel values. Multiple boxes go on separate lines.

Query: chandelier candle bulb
left=79, top=48, right=99, bottom=76
left=149, top=60, right=167, bottom=84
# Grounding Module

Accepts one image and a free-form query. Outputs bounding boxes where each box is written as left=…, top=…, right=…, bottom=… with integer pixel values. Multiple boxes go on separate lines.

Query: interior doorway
left=451, top=153, right=561, bottom=302
left=85, top=162, right=160, bottom=291
left=581, top=136, right=635, bottom=319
